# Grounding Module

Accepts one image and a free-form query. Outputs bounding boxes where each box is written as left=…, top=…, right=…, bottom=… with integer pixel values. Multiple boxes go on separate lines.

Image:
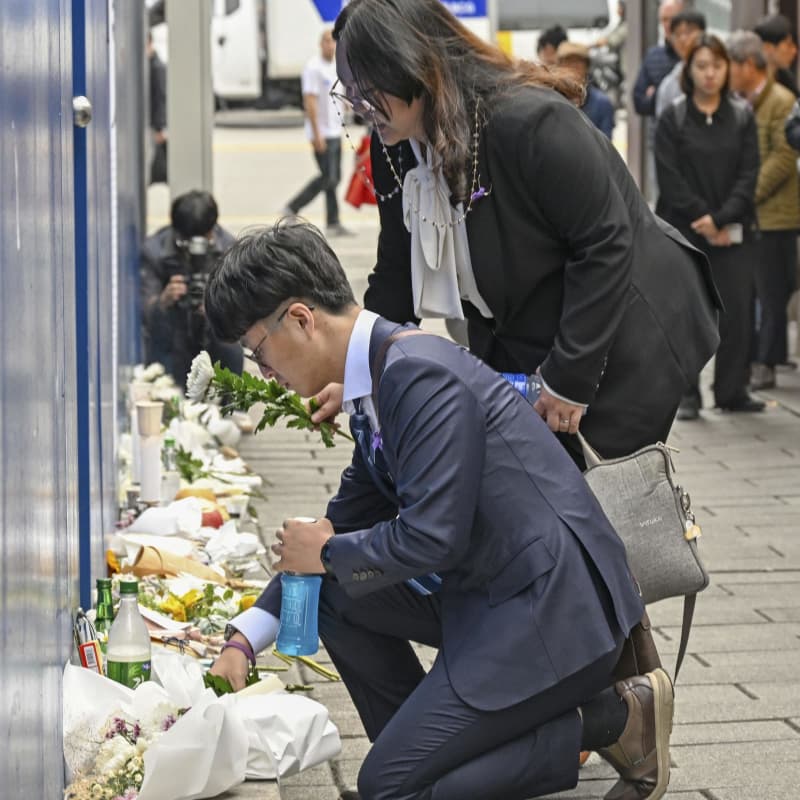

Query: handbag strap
left=673, top=593, right=696, bottom=684
left=578, top=430, right=698, bottom=684
left=576, top=430, right=603, bottom=467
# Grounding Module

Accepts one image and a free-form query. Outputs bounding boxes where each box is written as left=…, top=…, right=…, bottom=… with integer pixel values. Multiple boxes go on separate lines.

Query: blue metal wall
left=0, top=0, right=80, bottom=795
left=0, top=0, right=139, bottom=794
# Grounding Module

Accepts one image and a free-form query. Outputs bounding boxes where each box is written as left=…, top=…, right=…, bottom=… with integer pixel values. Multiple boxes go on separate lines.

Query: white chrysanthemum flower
left=186, top=351, right=215, bottom=403
left=141, top=363, right=166, bottom=382
left=95, top=736, right=136, bottom=775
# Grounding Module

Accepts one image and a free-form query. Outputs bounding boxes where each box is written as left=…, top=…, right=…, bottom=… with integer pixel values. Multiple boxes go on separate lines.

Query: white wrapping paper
left=63, top=650, right=341, bottom=799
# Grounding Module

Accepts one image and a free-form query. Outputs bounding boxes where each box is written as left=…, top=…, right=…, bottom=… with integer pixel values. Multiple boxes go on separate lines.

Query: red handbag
left=345, top=135, right=377, bottom=208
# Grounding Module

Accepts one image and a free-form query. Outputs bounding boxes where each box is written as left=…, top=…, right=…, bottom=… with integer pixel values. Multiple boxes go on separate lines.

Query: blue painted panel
left=0, top=0, right=80, bottom=797
left=311, top=0, right=487, bottom=21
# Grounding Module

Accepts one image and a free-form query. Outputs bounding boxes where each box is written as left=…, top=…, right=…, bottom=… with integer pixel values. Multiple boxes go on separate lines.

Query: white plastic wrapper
left=63, top=650, right=341, bottom=799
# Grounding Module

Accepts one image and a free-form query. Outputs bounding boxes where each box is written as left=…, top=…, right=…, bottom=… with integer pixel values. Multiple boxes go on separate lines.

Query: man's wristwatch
left=320, top=538, right=336, bottom=577
left=223, top=623, right=238, bottom=642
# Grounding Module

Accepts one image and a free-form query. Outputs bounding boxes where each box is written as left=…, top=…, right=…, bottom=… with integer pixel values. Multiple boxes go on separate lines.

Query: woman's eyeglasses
left=330, top=78, right=378, bottom=117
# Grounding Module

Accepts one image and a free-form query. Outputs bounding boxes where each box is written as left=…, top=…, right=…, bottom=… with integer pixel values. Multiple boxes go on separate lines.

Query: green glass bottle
left=95, top=578, right=115, bottom=670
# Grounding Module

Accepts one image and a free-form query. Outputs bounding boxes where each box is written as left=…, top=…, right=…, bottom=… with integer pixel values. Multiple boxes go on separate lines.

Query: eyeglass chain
left=335, top=98, right=492, bottom=230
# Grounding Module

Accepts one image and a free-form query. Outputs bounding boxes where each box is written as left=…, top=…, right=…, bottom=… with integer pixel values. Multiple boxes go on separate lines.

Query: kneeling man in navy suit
left=206, top=221, right=674, bottom=800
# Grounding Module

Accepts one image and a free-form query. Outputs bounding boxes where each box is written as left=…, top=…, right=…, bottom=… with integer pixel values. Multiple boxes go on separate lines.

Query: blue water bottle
left=276, top=572, right=322, bottom=656
left=501, top=372, right=542, bottom=403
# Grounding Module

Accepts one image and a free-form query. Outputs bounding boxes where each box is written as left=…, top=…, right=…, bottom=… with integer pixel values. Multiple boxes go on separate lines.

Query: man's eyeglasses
left=330, top=78, right=378, bottom=117
left=242, top=304, right=316, bottom=370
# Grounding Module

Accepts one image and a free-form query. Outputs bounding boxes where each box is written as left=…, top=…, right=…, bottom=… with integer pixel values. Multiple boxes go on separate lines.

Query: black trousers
left=754, top=230, right=796, bottom=366
left=319, top=579, right=624, bottom=800
left=287, top=137, right=342, bottom=226
left=685, top=241, right=756, bottom=408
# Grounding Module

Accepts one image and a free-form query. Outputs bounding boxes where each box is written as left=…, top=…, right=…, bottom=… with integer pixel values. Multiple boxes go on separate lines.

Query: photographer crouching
left=141, top=190, right=243, bottom=388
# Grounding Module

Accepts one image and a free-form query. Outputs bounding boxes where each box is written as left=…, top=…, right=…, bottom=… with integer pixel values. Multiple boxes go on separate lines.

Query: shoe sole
left=644, top=668, right=674, bottom=800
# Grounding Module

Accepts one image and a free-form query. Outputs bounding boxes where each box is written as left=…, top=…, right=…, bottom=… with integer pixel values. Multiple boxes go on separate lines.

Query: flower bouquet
left=186, top=351, right=351, bottom=448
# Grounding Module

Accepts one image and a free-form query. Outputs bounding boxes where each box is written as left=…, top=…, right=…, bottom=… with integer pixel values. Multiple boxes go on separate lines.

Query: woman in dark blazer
left=656, top=34, right=762, bottom=417
left=329, top=0, right=720, bottom=466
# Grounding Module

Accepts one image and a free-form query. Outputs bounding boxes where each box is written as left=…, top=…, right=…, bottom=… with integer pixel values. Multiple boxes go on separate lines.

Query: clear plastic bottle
left=161, top=434, right=181, bottom=504
left=501, top=372, right=542, bottom=403
left=106, top=578, right=152, bottom=688
left=276, top=573, right=322, bottom=656
left=94, top=578, right=115, bottom=671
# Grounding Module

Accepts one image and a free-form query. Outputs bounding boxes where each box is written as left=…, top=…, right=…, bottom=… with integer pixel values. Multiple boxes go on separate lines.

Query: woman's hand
left=532, top=386, right=584, bottom=435
left=272, top=517, right=335, bottom=573
left=709, top=228, right=732, bottom=247
left=209, top=632, right=253, bottom=692
left=309, top=383, right=344, bottom=425
left=691, top=214, right=719, bottom=239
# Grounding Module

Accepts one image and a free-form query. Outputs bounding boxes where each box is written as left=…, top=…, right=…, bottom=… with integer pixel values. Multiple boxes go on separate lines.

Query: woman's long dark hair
left=333, top=0, right=583, bottom=201
left=681, top=34, right=731, bottom=97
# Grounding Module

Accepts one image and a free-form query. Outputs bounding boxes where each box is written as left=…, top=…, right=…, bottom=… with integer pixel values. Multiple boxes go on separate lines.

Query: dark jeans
left=319, top=578, right=624, bottom=800
left=684, top=241, right=756, bottom=408
left=754, top=230, right=796, bottom=366
left=287, top=137, right=341, bottom=226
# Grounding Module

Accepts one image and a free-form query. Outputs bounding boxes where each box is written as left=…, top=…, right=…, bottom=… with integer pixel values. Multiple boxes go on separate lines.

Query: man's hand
left=532, top=385, right=584, bottom=435
left=691, top=214, right=719, bottom=239
left=153, top=129, right=167, bottom=145
left=646, top=85, right=656, bottom=98
left=159, top=275, right=187, bottom=309
left=272, top=517, right=335, bottom=574
left=310, top=383, right=344, bottom=425
left=313, top=134, right=327, bottom=154
left=209, top=632, right=253, bottom=692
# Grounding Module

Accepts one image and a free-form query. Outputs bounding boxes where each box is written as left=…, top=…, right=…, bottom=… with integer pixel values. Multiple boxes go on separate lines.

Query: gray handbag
left=578, top=433, right=709, bottom=680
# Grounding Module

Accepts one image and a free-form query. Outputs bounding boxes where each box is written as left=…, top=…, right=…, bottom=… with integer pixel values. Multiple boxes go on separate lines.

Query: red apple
left=201, top=509, right=224, bottom=529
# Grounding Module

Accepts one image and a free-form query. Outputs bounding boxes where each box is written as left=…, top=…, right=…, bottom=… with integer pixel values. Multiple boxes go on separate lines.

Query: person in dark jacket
left=147, top=31, right=168, bottom=184
left=557, top=41, right=615, bottom=139
left=632, top=0, right=684, bottom=116
left=205, top=221, right=670, bottom=800
left=754, top=14, right=799, bottom=99
left=316, top=0, right=720, bottom=471
left=140, top=190, right=242, bottom=387
left=656, top=34, right=763, bottom=418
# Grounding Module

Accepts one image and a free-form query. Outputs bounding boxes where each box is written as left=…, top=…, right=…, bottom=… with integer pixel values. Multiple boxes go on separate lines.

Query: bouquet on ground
left=186, top=351, right=351, bottom=448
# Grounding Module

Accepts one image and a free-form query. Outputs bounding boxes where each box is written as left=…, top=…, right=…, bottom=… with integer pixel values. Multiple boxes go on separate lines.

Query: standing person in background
left=536, top=25, right=568, bottom=67
left=282, top=30, right=353, bottom=238
left=147, top=31, right=168, bottom=185
left=319, top=0, right=720, bottom=472
left=595, top=1, right=628, bottom=84
left=632, top=0, right=684, bottom=117
left=655, top=11, right=707, bottom=119
left=656, top=34, right=763, bottom=419
left=754, top=14, right=799, bottom=98
left=556, top=42, right=615, bottom=139
left=728, top=31, right=800, bottom=392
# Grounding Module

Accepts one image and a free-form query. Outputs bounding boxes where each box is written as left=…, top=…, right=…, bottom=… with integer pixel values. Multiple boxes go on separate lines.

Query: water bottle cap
left=119, top=578, right=139, bottom=594
left=164, top=435, right=175, bottom=447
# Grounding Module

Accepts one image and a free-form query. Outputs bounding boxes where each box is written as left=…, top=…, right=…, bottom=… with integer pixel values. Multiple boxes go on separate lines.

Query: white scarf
left=402, top=138, right=493, bottom=320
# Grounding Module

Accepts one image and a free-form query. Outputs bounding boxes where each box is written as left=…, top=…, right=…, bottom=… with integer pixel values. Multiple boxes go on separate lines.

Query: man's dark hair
left=754, top=14, right=794, bottom=45
left=537, top=25, right=568, bottom=53
left=170, top=190, right=219, bottom=239
left=205, top=220, right=356, bottom=342
left=670, top=10, right=706, bottom=34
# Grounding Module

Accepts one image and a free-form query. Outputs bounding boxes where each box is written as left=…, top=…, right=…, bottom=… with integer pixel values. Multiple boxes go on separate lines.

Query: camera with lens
left=175, top=235, right=213, bottom=312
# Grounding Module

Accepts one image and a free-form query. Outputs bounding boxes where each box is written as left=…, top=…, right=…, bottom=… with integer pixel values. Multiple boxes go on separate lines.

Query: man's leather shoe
left=598, top=668, right=674, bottom=800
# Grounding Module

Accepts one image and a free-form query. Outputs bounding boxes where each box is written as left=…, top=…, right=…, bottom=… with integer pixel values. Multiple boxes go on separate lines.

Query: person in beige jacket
left=728, top=31, right=800, bottom=390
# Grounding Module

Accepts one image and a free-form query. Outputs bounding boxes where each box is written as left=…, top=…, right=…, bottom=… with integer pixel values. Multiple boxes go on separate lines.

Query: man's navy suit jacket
left=258, top=316, right=644, bottom=711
